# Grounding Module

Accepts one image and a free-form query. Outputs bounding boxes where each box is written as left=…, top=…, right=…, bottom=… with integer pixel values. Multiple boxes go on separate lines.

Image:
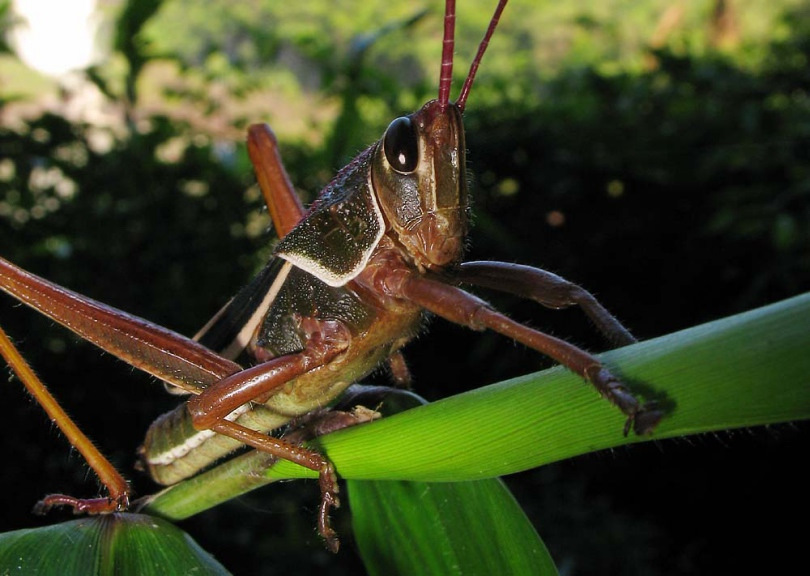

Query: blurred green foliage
left=1, top=0, right=809, bottom=574
left=0, top=0, right=13, bottom=55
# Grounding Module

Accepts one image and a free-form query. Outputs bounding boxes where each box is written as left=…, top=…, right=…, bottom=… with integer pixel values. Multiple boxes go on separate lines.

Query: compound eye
left=383, top=116, right=419, bottom=173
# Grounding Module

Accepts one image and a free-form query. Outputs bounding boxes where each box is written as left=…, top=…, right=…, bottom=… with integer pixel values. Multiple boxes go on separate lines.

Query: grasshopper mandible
left=0, top=0, right=661, bottom=552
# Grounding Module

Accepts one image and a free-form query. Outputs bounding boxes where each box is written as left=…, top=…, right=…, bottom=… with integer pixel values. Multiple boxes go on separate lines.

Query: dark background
left=1, top=1, right=808, bottom=574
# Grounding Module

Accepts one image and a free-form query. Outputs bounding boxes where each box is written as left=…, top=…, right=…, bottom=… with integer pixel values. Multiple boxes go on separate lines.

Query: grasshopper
left=0, top=0, right=660, bottom=552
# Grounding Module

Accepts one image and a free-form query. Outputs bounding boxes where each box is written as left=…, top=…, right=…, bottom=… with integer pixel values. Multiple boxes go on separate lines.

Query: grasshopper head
left=371, top=99, right=467, bottom=272
left=370, top=0, right=507, bottom=272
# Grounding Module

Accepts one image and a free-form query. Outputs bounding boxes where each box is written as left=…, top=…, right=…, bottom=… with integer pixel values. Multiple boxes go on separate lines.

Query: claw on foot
left=584, top=365, right=663, bottom=436
left=34, top=493, right=130, bottom=515
left=628, top=405, right=664, bottom=436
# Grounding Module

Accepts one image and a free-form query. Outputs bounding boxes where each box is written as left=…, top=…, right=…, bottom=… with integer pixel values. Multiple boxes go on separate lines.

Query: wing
left=194, top=258, right=293, bottom=360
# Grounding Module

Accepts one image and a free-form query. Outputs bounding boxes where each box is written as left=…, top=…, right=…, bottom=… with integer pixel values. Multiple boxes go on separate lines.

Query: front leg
left=182, top=316, right=352, bottom=553
left=456, top=261, right=636, bottom=347
left=383, top=269, right=661, bottom=435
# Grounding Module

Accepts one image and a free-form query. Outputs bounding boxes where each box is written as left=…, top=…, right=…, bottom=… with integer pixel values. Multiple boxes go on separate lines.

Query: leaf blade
left=147, top=293, right=810, bottom=515
left=0, top=514, right=231, bottom=576
left=349, top=478, right=557, bottom=576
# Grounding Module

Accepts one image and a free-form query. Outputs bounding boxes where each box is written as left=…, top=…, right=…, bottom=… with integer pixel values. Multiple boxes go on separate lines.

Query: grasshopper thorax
left=371, top=99, right=467, bottom=272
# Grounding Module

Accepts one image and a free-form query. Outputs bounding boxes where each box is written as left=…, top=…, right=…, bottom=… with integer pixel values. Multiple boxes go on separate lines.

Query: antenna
left=437, top=0, right=457, bottom=110
left=454, top=0, right=509, bottom=113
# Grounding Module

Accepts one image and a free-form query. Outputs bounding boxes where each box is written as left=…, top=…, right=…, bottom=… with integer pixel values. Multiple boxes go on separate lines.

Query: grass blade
left=147, top=293, right=810, bottom=507
left=349, top=478, right=557, bottom=576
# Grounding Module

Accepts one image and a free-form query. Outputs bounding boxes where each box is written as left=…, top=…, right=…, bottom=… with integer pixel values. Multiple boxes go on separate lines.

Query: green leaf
left=0, top=513, right=230, bottom=576
left=349, top=478, right=557, bottom=576
left=146, top=292, right=810, bottom=517
left=141, top=293, right=809, bottom=574
left=317, top=291, right=810, bottom=479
